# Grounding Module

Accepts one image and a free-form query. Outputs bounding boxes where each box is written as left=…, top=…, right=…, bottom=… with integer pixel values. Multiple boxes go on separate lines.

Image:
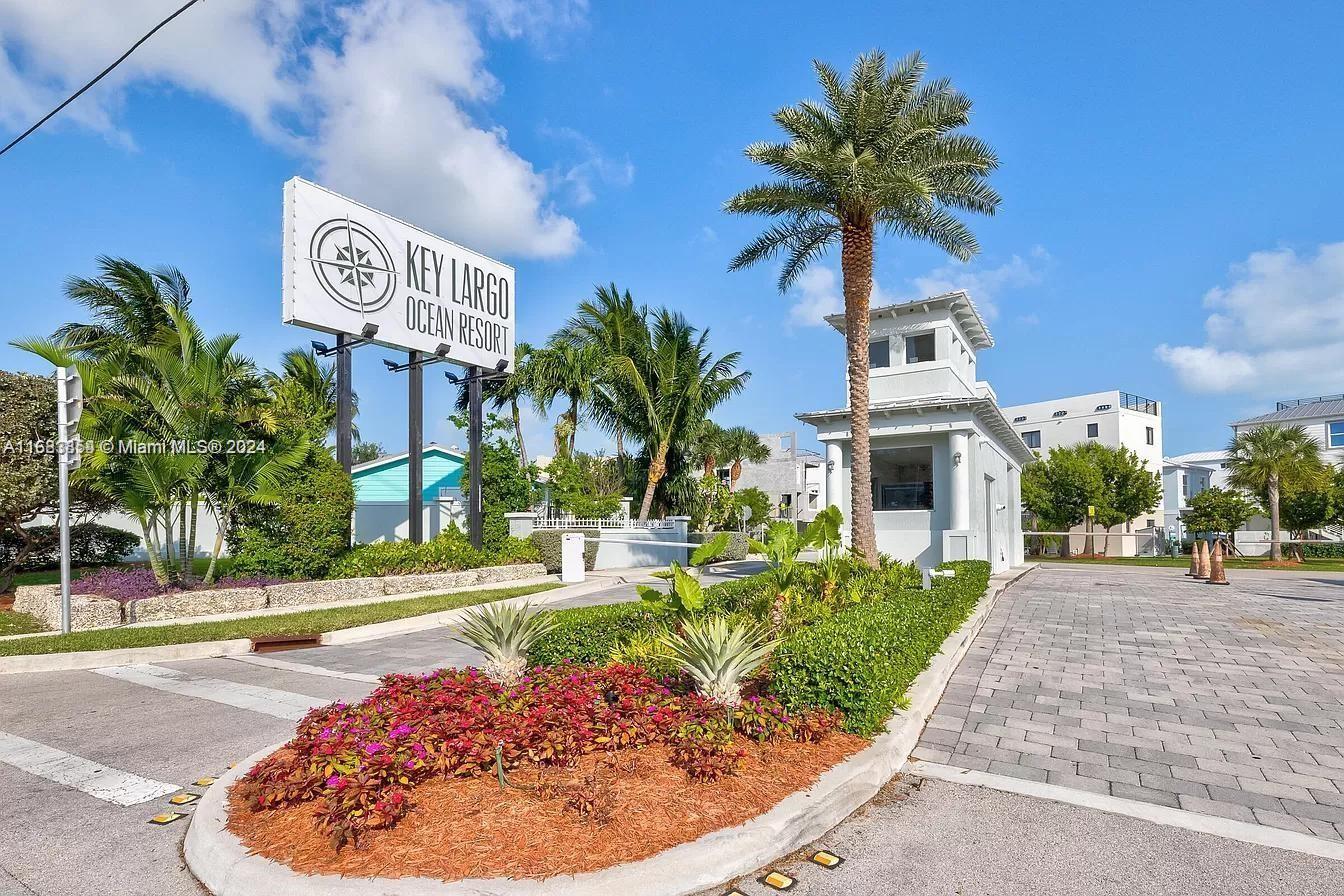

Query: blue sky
left=2, top=0, right=1342, bottom=461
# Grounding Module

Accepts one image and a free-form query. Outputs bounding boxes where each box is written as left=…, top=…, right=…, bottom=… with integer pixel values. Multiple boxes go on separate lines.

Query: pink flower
left=363, top=742, right=384, bottom=755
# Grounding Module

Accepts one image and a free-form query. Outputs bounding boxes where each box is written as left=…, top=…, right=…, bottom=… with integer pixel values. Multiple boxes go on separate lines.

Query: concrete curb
left=184, top=563, right=1036, bottom=896
left=0, top=577, right=600, bottom=676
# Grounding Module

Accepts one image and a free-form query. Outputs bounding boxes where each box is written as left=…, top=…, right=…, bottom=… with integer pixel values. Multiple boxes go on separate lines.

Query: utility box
left=561, top=532, right=586, bottom=583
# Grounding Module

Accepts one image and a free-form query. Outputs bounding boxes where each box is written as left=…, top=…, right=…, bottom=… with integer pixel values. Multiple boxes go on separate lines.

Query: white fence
left=530, top=513, right=674, bottom=531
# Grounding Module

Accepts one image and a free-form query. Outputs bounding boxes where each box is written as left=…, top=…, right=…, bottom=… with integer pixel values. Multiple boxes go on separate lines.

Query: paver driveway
left=913, top=564, right=1344, bottom=841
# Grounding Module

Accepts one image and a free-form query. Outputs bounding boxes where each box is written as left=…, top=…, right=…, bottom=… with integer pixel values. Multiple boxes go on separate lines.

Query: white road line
left=228, top=654, right=381, bottom=683
left=908, top=759, right=1344, bottom=862
left=91, top=663, right=330, bottom=720
left=0, top=732, right=178, bottom=807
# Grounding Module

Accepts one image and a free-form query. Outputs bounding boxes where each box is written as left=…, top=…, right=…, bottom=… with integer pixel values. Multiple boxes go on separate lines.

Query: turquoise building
left=351, top=444, right=467, bottom=543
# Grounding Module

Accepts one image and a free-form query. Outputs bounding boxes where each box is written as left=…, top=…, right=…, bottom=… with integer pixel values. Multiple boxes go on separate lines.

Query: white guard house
left=796, top=290, right=1034, bottom=574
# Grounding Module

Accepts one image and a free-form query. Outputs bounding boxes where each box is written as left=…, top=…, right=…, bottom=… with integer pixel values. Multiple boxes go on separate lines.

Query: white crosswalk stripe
left=0, top=732, right=178, bottom=807
left=91, top=663, right=331, bottom=720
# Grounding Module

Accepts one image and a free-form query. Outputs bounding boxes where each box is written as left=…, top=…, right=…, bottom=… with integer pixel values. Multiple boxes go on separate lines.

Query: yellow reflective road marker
left=759, top=870, right=796, bottom=891
left=721, top=891, right=749, bottom=896
left=168, top=793, right=200, bottom=806
left=193, top=777, right=216, bottom=787
left=148, top=812, right=186, bottom=825
left=810, top=850, right=844, bottom=868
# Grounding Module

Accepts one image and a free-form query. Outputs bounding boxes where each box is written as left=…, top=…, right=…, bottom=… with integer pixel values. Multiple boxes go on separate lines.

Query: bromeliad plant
left=661, top=615, right=779, bottom=707
left=453, top=601, right=556, bottom=685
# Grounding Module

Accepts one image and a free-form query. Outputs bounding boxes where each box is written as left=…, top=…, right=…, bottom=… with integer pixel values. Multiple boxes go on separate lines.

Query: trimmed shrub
left=770, top=560, right=992, bottom=736
left=1302, top=542, right=1344, bottom=559
left=327, top=526, right=539, bottom=579
left=528, top=602, right=661, bottom=666
left=228, top=450, right=354, bottom=580
left=689, top=530, right=748, bottom=561
left=529, top=528, right=599, bottom=573
left=1, top=522, right=140, bottom=571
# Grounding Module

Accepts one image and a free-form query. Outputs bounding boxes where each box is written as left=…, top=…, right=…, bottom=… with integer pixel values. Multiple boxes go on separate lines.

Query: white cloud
left=539, top=124, right=634, bottom=207
left=1155, top=242, right=1344, bottom=396
left=787, top=266, right=843, bottom=327
left=0, top=0, right=598, bottom=259
left=909, top=246, right=1050, bottom=319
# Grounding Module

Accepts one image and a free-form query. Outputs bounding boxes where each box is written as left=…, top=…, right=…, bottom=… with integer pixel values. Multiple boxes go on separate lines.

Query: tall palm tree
left=556, top=284, right=645, bottom=469
left=717, top=426, right=772, bottom=490
left=56, top=256, right=192, bottom=365
left=610, top=310, right=750, bottom=520
left=725, top=51, right=1000, bottom=565
left=1226, top=425, right=1326, bottom=562
left=529, top=340, right=602, bottom=458
left=264, top=348, right=359, bottom=445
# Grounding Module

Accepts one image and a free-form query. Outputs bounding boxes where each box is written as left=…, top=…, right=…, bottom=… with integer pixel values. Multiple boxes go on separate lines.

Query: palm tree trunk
left=187, top=491, right=200, bottom=582
left=638, top=443, right=668, bottom=521
left=1268, top=474, right=1282, bottom=562
left=511, top=399, right=528, bottom=470
left=615, top=427, right=625, bottom=480
left=178, top=498, right=188, bottom=581
left=730, top=459, right=742, bottom=491
left=140, top=518, right=168, bottom=584
left=204, top=529, right=225, bottom=585
left=568, top=396, right=579, bottom=456
left=841, top=216, right=878, bottom=567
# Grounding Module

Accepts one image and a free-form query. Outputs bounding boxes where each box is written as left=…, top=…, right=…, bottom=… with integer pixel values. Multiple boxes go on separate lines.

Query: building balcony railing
left=1277, top=394, right=1344, bottom=410
left=1119, top=392, right=1159, bottom=415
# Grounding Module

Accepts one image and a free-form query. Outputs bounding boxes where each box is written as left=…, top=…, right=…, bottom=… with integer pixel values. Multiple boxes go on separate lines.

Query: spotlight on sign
left=494, top=358, right=509, bottom=372
left=311, top=340, right=329, bottom=354
left=435, top=343, right=451, bottom=358
left=360, top=322, right=379, bottom=339
left=382, top=359, right=399, bottom=372
left=809, top=850, right=844, bottom=869
left=758, top=870, right=796, bottom=891
left=148, top=812, right=186, bottom=826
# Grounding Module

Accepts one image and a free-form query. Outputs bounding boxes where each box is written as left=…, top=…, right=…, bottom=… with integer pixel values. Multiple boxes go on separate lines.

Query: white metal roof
left=1232, top=399, right=1344, bottom=427
left=822, top=289, right=994, bottom=350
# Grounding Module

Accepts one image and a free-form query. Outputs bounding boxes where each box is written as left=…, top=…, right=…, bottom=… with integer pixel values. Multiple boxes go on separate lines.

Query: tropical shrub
left=1302, top=542, right=1344, bottom=558
left=771, top=560, right=991, bottom=736
left=236, top=663, right=839, bottom=846
left=529, top=528, right=599, bottom=573
left=0, top=522, right=140, bottom=572
left=528, top=602, right=661, bottom=666
left=661, top=615, right=778, bottom=706
left=452, top=601, right=555, bottom=685
left=228, top=450, right=354, bottom=580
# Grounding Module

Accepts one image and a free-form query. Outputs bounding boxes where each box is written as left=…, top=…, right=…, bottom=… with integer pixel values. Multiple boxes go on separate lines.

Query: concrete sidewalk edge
left=183, top=562, right=1037, bottom=896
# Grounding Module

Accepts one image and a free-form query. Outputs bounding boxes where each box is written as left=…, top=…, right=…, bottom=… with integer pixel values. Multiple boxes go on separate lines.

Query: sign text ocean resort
left=404, top=242, right=510, bottom=356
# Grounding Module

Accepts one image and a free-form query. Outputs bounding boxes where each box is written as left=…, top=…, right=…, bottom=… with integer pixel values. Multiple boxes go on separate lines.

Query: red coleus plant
left=236, top=663, right=840, bottom=848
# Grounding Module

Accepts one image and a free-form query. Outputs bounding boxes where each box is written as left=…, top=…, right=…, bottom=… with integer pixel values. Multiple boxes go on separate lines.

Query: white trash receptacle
left=561, top=533, right=586, bottom=583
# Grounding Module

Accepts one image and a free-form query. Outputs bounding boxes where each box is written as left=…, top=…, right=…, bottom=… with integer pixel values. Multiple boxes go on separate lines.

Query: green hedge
left=1302, top=542, right=1344, bottom=559
left=528, top=602, right=662, bottom=666
left=327, top=526, right=539, bottom=578
left=770, top=560, right=992, bottom=737
left=529, top=529, right=599, bottom=573
left=689, top=531, right=749, bottom=561
left=1, top=523, right=140, bottom=571
left=228, top=450, right=354, bottom=580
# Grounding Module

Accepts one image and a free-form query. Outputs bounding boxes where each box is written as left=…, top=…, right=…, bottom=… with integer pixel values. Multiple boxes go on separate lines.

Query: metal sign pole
left=55, top=366, right=81, bottom=635
left=336, top=333, right=353, bottom=473
left=408, top=351, right=424, bottom=544
left=468, top=365, right=483, bottom=550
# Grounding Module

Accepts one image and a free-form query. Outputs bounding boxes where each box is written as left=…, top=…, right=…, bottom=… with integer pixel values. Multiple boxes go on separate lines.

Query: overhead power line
left=0, top=0, right=205, bottom=160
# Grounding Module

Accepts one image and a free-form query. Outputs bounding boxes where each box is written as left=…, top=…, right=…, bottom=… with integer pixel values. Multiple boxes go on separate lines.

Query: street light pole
left=408, top=351, right=424, bottom=544
left=336, top=333, right=353, bottom=473
left=468, top=365, right=483, bottom=550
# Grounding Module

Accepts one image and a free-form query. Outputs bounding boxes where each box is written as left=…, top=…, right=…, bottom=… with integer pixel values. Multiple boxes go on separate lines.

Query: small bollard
left=1195, top=540, right=1210, bottom=579
left=560, top=532, right=586, bottom=584
left=1207, top=540, right=1230, bottom=585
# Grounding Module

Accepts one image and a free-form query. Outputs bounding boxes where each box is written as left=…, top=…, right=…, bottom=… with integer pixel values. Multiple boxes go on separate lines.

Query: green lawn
left=0, top=582, right=559, bottom=658
left=0, top=610, right=46, bottom=637
left=1030, top=555, right=1344, bottom=573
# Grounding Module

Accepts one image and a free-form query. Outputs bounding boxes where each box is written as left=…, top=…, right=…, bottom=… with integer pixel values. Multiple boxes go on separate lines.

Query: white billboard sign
left=283, top=177, right=515, bottom=370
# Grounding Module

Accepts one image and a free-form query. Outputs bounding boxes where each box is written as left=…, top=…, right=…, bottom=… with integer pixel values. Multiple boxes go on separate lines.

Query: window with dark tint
left=1146, top=426, right=1155, bottom=445
left=1330, top=421, right=1344, bottom=448
left=868, top=339, right=890, bottom=369
left=1022, top=430, right=1041, bottom=449
left=1087, top=423, right=1099, bottom=438
left=905, top=332, right=935, bottom=363
left=870, top=446, right=933, bottom=510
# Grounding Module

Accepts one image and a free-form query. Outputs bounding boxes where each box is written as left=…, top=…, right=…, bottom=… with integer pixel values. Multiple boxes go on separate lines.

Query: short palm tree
left=56, top=256, right=192, bottom=364
left=717, top=426, right=771, bottom=490
left=529, top=340, right=602, bottom=459
left=610, top=311, right=749, bottom=520
left=725, top=51, right=1000, bottom=564
left=556, top=284, right=645, bottom=470
left=264, top=348, right=358, bottom=445
left=1226, top=425, right=1326, bottom=561
left=693, top=421, right=728, bottom=477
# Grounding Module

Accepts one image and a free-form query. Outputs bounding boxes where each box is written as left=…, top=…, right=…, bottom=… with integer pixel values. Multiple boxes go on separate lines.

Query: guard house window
left=1022, top=430, right=1041, bottom=449
left=868, top=339, right=890, bottom=369
left=870, top=446, right=934, bottom=510
left=1146, top=426, right=1155, bottom=446
left=905, top=332, right=936, bottom=364
left=1087, top=423, right=1099, bottom=438
left=1330, top=421, right=1344, bottom=448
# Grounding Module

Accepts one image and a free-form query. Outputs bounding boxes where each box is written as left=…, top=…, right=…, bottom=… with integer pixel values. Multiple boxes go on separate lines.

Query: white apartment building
left=796, top=290, right=1033, bottom=574
left=1001, top=389, right=1165, bottom=555
left=1164, top=394, right=1344, bottom=553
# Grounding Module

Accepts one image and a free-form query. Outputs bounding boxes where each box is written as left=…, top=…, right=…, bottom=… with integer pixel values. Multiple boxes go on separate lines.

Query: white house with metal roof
left=796, top=290, right=1034, bottom=573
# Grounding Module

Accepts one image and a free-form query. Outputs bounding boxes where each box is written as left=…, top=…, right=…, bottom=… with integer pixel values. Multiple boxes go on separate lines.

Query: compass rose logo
left=307, top=218, right=397, bottom=313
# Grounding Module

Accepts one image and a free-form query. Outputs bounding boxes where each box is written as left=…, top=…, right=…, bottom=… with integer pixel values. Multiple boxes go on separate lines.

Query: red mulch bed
left=228, top=734, right=866, bottom=880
